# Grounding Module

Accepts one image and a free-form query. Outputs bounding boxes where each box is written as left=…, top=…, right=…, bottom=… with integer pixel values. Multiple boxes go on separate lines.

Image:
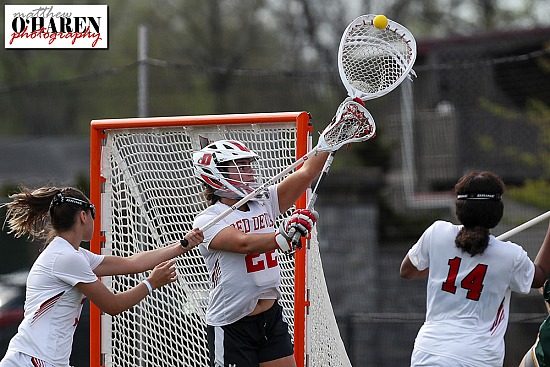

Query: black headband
left=51, top=192, right=96, bottom=219
left=456, top=193, right=502, bottom=201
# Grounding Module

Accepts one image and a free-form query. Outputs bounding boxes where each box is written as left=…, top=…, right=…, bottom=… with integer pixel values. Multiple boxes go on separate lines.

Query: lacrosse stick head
left=317, top=98, right=376, bottom=152
left=338, top=14, right=417, bottom=101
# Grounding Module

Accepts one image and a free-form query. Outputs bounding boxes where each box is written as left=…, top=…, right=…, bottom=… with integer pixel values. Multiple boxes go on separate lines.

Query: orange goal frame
left=89, top=112, right=312, bottom=367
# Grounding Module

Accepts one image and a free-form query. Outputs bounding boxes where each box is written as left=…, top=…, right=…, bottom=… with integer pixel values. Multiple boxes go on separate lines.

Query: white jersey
left=407, top=220, right=534, bottom=367
left=6, top=237, right=104, bottom=367
left=194, top=185, right=281, bottom=326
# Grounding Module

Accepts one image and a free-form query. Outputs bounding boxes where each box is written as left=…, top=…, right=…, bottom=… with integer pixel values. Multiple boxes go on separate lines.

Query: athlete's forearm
left=533, top=222, right=550, bottom=287
left=234, top=232, right=280, bottom=254
left=95, top=243, right=183, bottom=276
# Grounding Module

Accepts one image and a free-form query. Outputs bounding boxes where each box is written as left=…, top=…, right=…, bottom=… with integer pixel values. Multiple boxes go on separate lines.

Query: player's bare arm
left=276, top=151, right=329, bottom=212
left=209, top=226, right=280, bottom=254
left=532, top=221, right=550, bottom=288
left=400, top=255, right=429, bottom=279
left=93, top=228, right=203, bottom=277
left=77, top=260, right=178, bottom=316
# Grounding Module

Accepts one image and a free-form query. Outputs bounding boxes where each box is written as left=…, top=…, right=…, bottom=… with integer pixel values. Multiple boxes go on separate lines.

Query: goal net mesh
left=94, top=117, right=351, bottom=366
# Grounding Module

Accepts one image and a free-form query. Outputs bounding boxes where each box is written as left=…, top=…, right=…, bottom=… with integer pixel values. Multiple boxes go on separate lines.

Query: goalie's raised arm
left=276, top=151, right=330, bottom=213
left=276, top=98, right=376, bottom=214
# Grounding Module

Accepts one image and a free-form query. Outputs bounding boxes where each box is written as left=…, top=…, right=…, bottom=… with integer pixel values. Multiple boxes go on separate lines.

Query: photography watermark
left=5, top=5, right=108, bottom=49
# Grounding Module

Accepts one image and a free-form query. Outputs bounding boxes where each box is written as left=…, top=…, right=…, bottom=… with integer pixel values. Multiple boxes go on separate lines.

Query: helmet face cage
left=216, top=158, right=263, bottom=198
left=193, top=140, right=264, bottom=199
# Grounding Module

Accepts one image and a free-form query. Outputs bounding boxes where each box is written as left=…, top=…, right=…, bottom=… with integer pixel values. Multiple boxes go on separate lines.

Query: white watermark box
left=5, top=5, right=108, bottom=49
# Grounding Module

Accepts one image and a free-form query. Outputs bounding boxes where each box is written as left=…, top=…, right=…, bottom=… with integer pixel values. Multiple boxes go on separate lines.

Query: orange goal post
left=89, top=112, right=351, bottom=367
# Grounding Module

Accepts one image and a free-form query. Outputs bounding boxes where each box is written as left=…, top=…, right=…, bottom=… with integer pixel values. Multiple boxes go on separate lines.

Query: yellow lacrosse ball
left=373, top=15, right=388, bottom=29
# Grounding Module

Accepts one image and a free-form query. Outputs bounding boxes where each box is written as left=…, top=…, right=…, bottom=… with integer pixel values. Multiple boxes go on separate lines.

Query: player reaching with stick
left=519, top=276, right=550, bottom=367
left=0, top=186, right=203, bottom=367
left=192, top=139, right=328, bottom=367
left=400, top=171, right=550, bottom=367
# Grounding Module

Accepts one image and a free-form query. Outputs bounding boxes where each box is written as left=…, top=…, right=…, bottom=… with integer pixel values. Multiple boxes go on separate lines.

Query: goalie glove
left=274, top=209, right=319, bottom=253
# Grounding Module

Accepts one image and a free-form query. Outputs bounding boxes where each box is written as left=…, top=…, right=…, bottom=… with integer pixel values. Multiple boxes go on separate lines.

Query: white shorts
left=411, top=348, right=477, bottom=367
left=0, top=350, right=68, bottom=367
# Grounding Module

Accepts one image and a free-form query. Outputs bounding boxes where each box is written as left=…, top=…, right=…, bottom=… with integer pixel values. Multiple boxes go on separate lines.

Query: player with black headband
left=400, top=171, right=550, bottom=367
left=0, top=186, right=203, bottom=367
left=192, top=139, right=328, bottom=367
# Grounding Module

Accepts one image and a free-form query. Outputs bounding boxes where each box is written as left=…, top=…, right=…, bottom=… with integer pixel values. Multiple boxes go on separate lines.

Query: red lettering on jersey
left=245, top=254, right=265, bottom=272
left=245, top=251, right=278, bottom=273
left=242, top=219, right=251, bottom=232
left=252, top=213, right=274, bottom=230
left=74, top=317, right=79, bottom=327
left=232, top=219, right=251, bottom=233
left=265, top=249, right=278, bottom=268
left=442, top=257, right=461, bottom=294
left=442, top=256, right=488, bottom=301
left=461, top=263, right=488, bottom=301
left=253, top=215, right=264, bottom=230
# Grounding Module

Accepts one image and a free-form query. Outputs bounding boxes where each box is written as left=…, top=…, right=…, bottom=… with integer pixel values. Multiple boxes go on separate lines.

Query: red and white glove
left=274, top=209, right=319, bottom=253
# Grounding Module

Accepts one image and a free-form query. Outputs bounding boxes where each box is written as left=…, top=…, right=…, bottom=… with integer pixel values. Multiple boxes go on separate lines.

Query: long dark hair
left=454, top=171, right=505, bottom=256
left=2, top=186, right=91, bottom=247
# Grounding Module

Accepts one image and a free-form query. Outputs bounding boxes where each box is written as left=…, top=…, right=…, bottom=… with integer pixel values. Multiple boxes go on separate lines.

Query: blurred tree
left=359, top=0, right=550, bottom=38
left=149, top=0, right=288, bottom=113
left=475, top=39, right=550, bottom=183
left=267, top=0, right=348, bottom=71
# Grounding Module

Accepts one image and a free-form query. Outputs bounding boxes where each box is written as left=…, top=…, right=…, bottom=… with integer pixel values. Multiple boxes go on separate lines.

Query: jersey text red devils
left=231, top=213, right=274, bottom=233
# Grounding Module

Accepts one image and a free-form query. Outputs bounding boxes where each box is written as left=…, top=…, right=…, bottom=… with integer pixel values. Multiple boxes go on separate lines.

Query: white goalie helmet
left=193, top=140, right=264, bottom=199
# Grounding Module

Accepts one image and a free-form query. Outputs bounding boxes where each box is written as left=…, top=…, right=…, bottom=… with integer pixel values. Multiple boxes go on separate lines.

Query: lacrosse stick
left=288, top=99, right=376, bottom=248
left=288, top=14, right=417, bottom=248
left=303, top=101, right=377, bottom=212
left=338, top=14, right=417, bottom=102
left=182, top=98, right=377, bottom=247
left=496, top=211, right=550, bottom=241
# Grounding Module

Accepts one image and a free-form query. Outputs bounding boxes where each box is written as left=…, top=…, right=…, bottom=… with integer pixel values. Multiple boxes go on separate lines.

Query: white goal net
left=90, top=113, right=351, bottom=367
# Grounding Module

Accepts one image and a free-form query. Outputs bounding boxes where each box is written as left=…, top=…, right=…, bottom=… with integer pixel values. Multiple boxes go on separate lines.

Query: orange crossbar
left=89, top=111, right=312, bottom=367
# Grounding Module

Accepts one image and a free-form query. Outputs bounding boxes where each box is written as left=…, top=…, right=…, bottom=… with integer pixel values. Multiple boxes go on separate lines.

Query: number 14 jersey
left=407, top=220, right=534, bottom=366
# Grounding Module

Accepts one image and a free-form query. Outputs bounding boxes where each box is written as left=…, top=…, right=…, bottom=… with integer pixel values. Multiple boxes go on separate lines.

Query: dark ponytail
left=454, top=171, right=504, bottom=256
left=3, top=186, right=91, bottom=247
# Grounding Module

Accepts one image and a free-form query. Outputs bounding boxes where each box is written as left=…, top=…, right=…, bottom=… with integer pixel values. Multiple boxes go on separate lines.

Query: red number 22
left=441, top=256, right=488, bottom=301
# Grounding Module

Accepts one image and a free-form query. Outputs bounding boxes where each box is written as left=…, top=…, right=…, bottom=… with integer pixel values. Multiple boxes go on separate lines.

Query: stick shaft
left=290, top=151, right=336, bottom=246
left=496, top=211, right=550, bottom=240
left=307, top=151, right=336, bottom=210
